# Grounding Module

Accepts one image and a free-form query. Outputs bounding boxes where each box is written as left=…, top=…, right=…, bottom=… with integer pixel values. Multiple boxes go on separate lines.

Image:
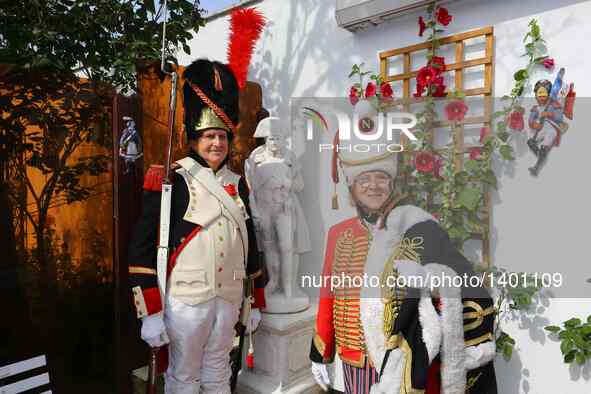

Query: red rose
left=479, top=126, right=490, bottom=143
left=417, top=66, right=438, bottom=87
left=418, top=16, right=427, bottom=37
left=444, top=99, right=468, bottom=122
left=469, top=147, right=483, bottom=160
left=414, top=84, right=425, bottom=98
left=365, top=82, right=376, bottom=97
left=429, top=56, right=446, bottom=73
left=431, top=76, right=446, bottom=97
left=542, top=57, right=555, bottom=70
left=415, top=152, right=436, bottom=173
left=380, top=82, right=393, bottom=99
left=433, top=155, right=444, bottom=178
left=224, top=183, right=238, bottom=197
left=508, top=110, right=524, bottom=131
left=349, top=86, right=359, bottom=105
left=436, top=7, right=453, bottom=26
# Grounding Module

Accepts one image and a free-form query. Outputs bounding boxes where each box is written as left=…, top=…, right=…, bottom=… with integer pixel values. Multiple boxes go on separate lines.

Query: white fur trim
left=361, top=205, right=437, bottom=392
left=369, top=349, right=404, bottom=394
left=465, top=341, right=496, bottom=370
left=424, top=263, right=466, bottom=394
left=343, top=159, right=398, bottom=185
left=418, top=288, right=442, bottom=363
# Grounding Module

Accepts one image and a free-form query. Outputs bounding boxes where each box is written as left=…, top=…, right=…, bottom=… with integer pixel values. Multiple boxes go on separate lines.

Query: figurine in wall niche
left=527, top=67, right=576, bottom=176
left=118, top=116, right=143, bottom=173
left=245, top=116, right=311, bottom=313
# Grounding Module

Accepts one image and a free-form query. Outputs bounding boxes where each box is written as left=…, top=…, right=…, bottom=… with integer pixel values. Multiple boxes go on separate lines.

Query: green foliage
left=0, top=1, right=204, bottom=289
left=479, top=266, right=543, bottom=360
left=349, top=63, right=382, bottom=90
left=497, top=331, right=516, bottom=361
left=0, top=0, right=205, bottom=93
left=545, top=316, right=591, bottom=365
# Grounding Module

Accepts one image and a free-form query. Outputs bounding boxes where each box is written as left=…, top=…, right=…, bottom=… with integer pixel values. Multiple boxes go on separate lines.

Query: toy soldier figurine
left=310, top=100, right=498, bottom=394
left=527, top=68, right=572, bottom=176
left=118, top=116, right=143, bottom=174
left=245, top=116, right=311, bottom=313
left=127, top=58, right=266, bottom=394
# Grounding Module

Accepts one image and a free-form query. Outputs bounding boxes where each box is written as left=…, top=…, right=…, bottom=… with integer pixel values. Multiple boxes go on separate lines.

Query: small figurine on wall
left=118, top=116, right=143, bottom=173
left=527, top=67, right=576, bottom=176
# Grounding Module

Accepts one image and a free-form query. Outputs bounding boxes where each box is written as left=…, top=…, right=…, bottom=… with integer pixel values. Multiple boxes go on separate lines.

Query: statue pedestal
left=263, top=291, right=310, bottom=314
left=236, top=306, right=322, bottom=394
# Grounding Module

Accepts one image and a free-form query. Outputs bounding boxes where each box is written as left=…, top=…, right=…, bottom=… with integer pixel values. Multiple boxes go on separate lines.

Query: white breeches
left=530, top=123, right=557, bottom=147
left=164, top=295, right=240, bottom=394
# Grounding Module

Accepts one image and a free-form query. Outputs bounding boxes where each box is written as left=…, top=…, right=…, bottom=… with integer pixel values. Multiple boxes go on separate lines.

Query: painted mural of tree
left=0, top=0, right=205, bottom=293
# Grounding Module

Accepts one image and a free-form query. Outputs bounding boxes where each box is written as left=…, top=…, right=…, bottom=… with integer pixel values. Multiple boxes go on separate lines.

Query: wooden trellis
left=379, top=26, right=495, bottom=265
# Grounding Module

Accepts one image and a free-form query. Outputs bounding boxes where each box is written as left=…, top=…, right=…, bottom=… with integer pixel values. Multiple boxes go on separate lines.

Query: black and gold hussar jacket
left=310, top=205, right=497, bottom=394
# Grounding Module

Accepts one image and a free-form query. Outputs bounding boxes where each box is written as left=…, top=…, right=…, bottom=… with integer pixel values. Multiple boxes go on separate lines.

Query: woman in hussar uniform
left=310, top=100, right=498, bottom=394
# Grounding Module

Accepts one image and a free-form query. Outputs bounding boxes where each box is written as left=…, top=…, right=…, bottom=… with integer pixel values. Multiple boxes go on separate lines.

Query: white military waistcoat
left=168, top=157, right=250, bottom=306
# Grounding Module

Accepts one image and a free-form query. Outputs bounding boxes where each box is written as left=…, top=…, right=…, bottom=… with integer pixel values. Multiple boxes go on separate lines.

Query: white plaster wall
left=184, top=0, right=591, bottom=392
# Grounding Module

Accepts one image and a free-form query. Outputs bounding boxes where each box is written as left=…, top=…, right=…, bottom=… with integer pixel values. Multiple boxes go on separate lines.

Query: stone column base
left=236, top=306, right=323, bottom=394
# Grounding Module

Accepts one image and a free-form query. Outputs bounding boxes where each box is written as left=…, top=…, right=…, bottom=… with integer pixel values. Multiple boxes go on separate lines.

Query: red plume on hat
left=227, top=8, right=266, bottom=89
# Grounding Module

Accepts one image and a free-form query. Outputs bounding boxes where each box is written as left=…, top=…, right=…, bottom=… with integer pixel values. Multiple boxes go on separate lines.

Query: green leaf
left=503, top=343, right=513, bottom=360
left=573, top=335, right=588, bottom=349
left=448, top=226, right=470, bottom=243
left=564, top=350, right=576, bottom=363
left=457, top=186, right=481, bottom=211
left=496, top=121, right=507, bottom=133
left=499, top=145, right=514, bottom=161
left=565, top=318, right=582, bottom=328
left=588, top=315, right=591, bottom=324
left=513, top=69, right=529, bottom=81
left=483, top=169, right=498, bottom=189
left=544, top=326, right=560, bottom=333
left=561, top=340, right=574, bottom=355
left=559, top=331, right=569, bottom=340
left=575, top=352, right=586, bottom=365
left=464, top=160, right=480, bottom=173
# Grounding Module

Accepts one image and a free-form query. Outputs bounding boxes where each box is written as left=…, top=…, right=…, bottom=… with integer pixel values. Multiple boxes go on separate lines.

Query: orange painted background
left=138, top=65, right=263, bottom=175
left=21, top=68, right=262, bottom=278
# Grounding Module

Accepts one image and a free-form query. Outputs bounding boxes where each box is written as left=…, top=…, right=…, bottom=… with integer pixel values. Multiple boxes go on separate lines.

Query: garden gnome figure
left=245, top=116, right=311, bottom=313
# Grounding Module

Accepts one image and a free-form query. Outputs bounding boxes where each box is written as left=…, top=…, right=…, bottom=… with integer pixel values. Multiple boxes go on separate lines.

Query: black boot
left=529, top=145, right=550, bottom=176
left=527, top=138, right=539, bottom=156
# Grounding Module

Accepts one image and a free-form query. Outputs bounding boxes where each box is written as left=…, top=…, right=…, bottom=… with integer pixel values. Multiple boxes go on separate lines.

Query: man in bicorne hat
left=128, top=58, right=265, bottom=394
left=245, top=116, right=311, bottom=313
left=310, top=100, right=498, bottom=394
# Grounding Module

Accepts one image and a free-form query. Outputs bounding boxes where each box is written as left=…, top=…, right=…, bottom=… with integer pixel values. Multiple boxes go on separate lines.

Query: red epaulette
left=143, top=163, right=180, bottom=191
left=143, top=164, right=165, bottom=191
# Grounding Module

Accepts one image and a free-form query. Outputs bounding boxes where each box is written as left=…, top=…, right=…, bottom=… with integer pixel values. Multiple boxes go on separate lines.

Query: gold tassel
left=332, top=184, right=339, bottom=210
left=214, top=68, right=223, bottom=91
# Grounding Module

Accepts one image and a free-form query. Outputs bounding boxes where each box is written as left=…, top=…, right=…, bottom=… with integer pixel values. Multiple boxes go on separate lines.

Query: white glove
left=393, top=260, right=430, bottom=289
left=141, top=313, right=169, bottom=348
left=311, top=361, right=330, bottom=391
left=245, top=308, right=262, bottom=334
